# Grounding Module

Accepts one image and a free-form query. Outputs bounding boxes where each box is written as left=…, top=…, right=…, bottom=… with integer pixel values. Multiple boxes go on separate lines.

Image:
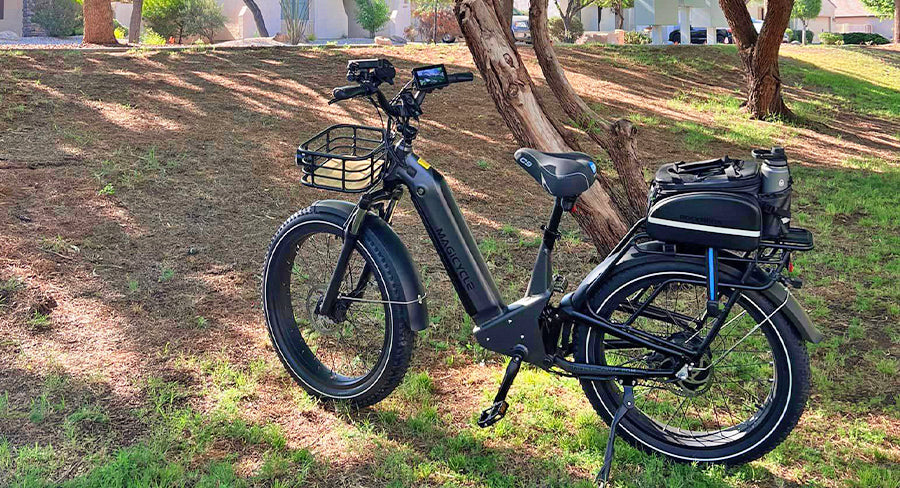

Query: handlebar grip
left=331, top=84, right=368, bottom=102
left=448, top=72, right=474, bottom=83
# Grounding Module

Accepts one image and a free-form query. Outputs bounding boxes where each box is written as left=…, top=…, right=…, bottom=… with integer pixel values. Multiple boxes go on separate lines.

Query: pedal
left=477, top=400, right=508, bottom=428
left=552, top=274, right=568, bottom=293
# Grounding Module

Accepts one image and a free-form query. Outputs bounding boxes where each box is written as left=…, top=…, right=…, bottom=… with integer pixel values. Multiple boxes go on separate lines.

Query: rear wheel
left=574, top=260, right=810, bottom=465
left=262, top=208, right=414, bottom=407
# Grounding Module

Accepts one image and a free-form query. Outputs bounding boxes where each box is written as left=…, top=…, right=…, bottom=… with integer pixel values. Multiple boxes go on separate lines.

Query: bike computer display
left=412, top=65, right=449, bottom=90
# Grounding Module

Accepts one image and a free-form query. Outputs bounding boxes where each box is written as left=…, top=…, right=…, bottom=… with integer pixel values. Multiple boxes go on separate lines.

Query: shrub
left=114, top=19, right=128, bottom=40
left=623, top=31, right=651, bottom=44
left=355, top=0, right=391, bottom=38
left=406, top=7, right=460, bottom=42
left=140, top=27, right=167, bottom=45
left=280, top=0, right=311, bottom=44
left=184, top=0, right=226, bottom=43
left=31, top=0, right=81, bottom=37
left=548, top=16, right=583, bottom=43
left=143, top=0, right=190, bottom=42
left=819, top=32, right=843, bottom=45
left=841, top=32, right=890, bottom=45
left=143, top=0, right=224, bottom=43
left=789, top=28, right=814, bottom=43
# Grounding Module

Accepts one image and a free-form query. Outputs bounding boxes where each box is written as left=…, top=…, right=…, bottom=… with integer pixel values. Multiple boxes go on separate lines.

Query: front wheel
left=574, top=260, right=810, bottom=465
left=261, top=207, right=415, bottom=407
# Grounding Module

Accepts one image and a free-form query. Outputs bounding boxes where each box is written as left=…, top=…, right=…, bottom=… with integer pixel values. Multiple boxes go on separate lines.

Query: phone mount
left=346, top=59, right=395, bottom=86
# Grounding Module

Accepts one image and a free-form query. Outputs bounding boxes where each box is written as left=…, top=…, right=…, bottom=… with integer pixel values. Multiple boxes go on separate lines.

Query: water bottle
left=757, top=147, right=790, bottom=193
left=754, top=147, right=792, bottom=237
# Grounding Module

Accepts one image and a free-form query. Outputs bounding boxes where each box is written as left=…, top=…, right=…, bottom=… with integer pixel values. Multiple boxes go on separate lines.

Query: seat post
left=526, top=198, right=567, bottom=296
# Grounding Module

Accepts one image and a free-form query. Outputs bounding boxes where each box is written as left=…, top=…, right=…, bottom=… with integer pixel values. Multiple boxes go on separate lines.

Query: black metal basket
left=297, top=124, right=387, bottom=193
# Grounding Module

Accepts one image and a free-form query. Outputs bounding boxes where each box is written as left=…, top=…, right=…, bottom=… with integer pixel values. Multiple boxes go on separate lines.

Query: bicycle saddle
left=514, top=148, right=597, bottom=198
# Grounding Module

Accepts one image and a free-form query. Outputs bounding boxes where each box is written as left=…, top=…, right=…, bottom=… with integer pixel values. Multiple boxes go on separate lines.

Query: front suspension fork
left=317, top=189, right=402, bottom=318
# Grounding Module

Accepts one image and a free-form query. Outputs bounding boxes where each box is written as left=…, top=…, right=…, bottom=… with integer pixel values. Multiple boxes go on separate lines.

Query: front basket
left=297, top=124, right=386, bottom=193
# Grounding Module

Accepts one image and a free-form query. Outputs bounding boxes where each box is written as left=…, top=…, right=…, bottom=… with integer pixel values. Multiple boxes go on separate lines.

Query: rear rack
left=760, top=228, right=813, bottom=251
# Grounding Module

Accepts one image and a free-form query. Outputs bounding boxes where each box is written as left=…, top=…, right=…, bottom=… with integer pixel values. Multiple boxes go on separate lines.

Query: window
left=281, top=0, right=309, bottom=21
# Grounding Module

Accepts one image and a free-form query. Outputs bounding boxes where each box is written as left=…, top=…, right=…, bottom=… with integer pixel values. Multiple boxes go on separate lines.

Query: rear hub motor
left=645, top=332, right=714, bottom=397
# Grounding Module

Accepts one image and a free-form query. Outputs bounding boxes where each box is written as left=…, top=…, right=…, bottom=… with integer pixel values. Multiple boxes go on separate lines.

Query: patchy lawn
left=0, top=44, right=898, bottom=487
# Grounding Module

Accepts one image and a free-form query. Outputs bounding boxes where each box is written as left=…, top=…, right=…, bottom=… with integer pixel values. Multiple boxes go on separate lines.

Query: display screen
left=412, top=65, right=449, bottom=90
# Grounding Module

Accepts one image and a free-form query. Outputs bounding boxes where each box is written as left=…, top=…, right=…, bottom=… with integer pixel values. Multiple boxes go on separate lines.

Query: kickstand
left=477, top=350, right=523, bottom=428
left=595, top=382, right=635, bottom=488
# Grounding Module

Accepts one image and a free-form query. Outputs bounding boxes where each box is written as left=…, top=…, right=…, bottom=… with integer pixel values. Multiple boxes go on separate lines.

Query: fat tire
left=574, top=260, right=810, bottom=466
left=261, top=207, right=415, bottom=408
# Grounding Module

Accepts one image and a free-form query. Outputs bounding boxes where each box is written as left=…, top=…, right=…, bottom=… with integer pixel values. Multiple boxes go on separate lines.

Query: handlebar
left=330, top=84, right=369, bottom=103
left=328, top=62, right=474, bottom=143
left=330, top=68, right=473, bottom=105
left=447, top=72, right=474, bottom=84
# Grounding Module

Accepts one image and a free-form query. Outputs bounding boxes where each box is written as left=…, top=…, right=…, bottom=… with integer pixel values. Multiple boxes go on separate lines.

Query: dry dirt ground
left=0, top=44, right=898, bottom=487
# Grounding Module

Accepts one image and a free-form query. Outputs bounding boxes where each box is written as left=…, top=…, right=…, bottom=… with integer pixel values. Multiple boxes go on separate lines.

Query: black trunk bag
left=646, top=156, right=791, bottom=251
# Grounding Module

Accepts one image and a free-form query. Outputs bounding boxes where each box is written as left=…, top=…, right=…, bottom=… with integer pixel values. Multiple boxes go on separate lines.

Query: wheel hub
left=306, top=287, right=341, bottom=335
left=644, top=332, right=715, bottom=398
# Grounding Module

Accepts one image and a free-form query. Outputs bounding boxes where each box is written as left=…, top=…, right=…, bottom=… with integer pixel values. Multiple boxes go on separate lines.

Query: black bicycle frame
left=314, top=136, right=784, bottom=383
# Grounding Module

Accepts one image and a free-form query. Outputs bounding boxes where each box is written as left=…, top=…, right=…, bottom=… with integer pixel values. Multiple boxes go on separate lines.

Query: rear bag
left=646, top=155, right=790, bottom=250
left=647, top=191, right=762, bottom=251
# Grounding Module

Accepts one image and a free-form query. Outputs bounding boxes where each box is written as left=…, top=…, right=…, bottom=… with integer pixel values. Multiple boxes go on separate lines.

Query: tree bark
left=128, top=0, right=143, bottom=45
left=614, top=2, right=625, bottom=30
left=894, top=0, right=899, bottom=44
left=242, top=0, right=270, bottom=38
left=82, top=0, right=117, bottom=45
left=719, top=0, right=793, bottom=119
left=530, top=0, right=646, bottom=224
left=455, top=0, right=631, bottom=252
left=498, top=0, right=513, bottom=26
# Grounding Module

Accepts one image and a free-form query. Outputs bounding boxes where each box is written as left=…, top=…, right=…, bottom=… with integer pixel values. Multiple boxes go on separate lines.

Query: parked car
left=750, top=18, right=791, bottom=42
left=512, top=15, right=531, bottom=43
left=669, top=26, right=733, bottom=44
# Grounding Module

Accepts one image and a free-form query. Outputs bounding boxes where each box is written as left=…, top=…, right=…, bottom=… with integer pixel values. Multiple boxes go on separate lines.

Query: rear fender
left=561, top=241, right=823, bottom=343
left=311, top=200, right=429, bottom=332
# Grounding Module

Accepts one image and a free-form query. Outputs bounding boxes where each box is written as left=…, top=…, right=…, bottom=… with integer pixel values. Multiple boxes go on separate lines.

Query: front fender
left=311, top=200, right=429, bottom=332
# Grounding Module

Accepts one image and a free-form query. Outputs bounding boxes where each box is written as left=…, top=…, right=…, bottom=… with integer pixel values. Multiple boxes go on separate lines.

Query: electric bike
left=261, top=59, right=822, bottom=485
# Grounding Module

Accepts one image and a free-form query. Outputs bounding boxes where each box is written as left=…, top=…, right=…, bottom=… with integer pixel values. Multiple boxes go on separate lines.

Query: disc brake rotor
left=306, top=287, right=337, bottom=336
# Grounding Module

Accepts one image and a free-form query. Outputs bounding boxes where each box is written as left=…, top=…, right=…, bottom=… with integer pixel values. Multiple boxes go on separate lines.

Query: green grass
left=667, top=91, right=793, bottom=151
left=0, top=374, right=314, bottom=488
left=3, top=44, right=899, bottom=488
left=781, top=46, right=900, bottom=119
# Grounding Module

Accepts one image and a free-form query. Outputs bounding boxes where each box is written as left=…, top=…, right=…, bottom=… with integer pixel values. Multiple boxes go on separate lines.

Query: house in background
left=830, top=0, right=894, bottom=39
left=4, top=0, right=410, bottom=40
left=785, top=0, right=838, bottom=42
left=534, top=0, right=893, bottom=44
left=0, top=0, right=45, bottom=37
left=212, top=0, right=412, bottom=40
left=753, top=0, right=893, bottom=42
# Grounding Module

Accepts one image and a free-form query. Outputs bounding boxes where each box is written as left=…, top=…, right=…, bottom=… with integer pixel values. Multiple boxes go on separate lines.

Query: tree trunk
left=82, top=0, right=117, bottom=45
left=719, top=0, right=793, bottom=119
left=530, top=0, right=646, bottom=225
left=614, top=2, right=625, bottom=30
left=242, top=0, right=270, bottom=37
left=455, top=0, right=631, bottom=252
left=801, top=21, right=807, bottom=45
left=894, top=0, right=899, bottom=44
left=498, top=0, right=513, bottom=27
left=128, top=0, right=143, bottom=45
